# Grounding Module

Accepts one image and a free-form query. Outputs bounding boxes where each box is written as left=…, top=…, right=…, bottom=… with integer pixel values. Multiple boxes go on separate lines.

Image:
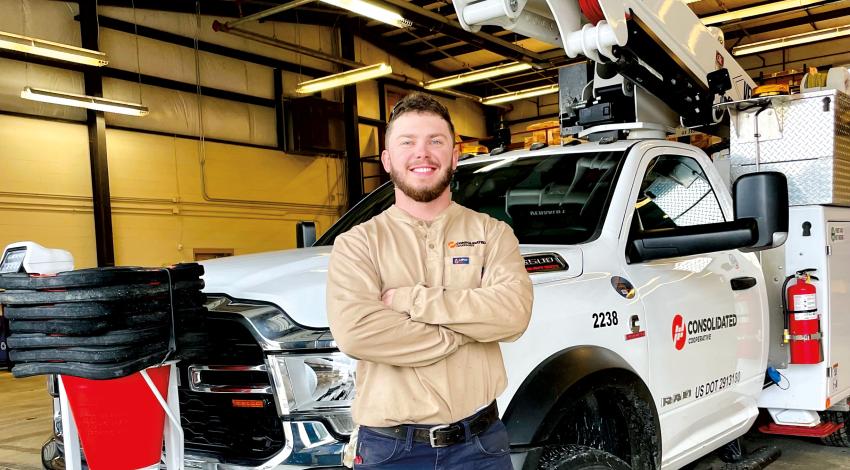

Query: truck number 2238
left=593, top=311, right=619, bottom=328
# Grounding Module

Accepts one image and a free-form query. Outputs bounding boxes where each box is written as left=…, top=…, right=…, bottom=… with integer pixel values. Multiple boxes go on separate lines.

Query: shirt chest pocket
left=444, top=255, right=484, bottom=289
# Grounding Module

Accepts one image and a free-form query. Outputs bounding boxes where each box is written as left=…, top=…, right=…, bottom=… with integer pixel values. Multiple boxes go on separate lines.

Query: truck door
left=621, top=147, right=764, bottom=465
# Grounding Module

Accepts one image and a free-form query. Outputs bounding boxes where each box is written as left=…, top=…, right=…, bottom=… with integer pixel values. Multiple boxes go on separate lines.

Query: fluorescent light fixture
left=732, top=25, right=850, bottom=56
left=481, top=84, right=559, bottom=105
left=21, top=87, right=149, bottom=116
left=0, top=30, right=107, bottom=66
left=424, top=62, right=533, bottom=90
left=318, top=0, right=411, bottom=28
left=702, top=0, right=823, bottom=25
left=296, top=63, right=393, bottom=94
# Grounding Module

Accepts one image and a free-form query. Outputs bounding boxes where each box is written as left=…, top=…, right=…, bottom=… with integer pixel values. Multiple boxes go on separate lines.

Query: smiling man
left=326, top=93, right=533, bottom=469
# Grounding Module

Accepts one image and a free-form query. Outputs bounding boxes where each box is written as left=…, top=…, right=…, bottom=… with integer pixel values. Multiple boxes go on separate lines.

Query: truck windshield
left=316, top=150, right=625, bottom=246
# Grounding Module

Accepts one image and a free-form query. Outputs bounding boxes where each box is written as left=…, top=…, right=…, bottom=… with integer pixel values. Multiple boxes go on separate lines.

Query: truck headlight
left=268, top=353, right=357, bottom=435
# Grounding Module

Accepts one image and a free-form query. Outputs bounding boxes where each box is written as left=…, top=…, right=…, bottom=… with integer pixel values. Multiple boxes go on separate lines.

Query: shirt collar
left=387, top=201, right=461, bottom=226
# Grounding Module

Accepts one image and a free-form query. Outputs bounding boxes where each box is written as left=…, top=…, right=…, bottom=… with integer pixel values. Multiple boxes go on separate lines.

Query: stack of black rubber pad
left=0, top=263, right=208, bottom=380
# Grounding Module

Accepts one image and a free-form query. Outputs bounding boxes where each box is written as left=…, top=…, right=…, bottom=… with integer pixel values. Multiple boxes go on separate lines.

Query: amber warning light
left=232, top=399, right=265, bottom=409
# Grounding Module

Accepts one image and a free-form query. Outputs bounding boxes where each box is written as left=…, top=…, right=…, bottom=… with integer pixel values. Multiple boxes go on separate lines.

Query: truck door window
left=632, top=155, right=724, bottom=233
left=316, top=150, right=627, bottom=246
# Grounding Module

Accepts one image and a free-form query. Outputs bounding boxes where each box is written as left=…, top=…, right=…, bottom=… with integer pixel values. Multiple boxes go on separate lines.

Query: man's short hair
left=386, top=92, right=455, bottom=147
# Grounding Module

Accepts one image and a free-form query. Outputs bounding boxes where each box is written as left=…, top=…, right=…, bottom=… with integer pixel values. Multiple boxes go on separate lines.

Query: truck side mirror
left=734, top=172, right=789, bottom=250
left=296, top=222, right=316, bottom=248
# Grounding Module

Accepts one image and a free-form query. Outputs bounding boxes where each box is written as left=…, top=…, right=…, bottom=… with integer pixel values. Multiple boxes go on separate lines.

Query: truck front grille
left=179, top=390, right=285, bottom=463
left=178, top=312, right=285, bottom=464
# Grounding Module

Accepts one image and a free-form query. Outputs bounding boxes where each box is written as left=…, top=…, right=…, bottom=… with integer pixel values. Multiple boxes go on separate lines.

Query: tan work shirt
left=327, top=202, right=533, bottom=427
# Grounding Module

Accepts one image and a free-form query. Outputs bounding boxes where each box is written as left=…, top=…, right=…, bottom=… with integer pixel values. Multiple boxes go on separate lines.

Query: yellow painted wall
left=0, top=114, right=345, bottom=269
left=106, top=129, right=345, bottom=266
left=0, top=114, right=98, bottom=268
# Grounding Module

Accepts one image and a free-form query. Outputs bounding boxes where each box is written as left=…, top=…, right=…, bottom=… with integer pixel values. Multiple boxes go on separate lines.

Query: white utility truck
left=35, top=0, right=850, bottom=469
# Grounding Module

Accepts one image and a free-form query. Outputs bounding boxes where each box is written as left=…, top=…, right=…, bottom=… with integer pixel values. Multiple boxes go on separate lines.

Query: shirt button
left=428, top=244, right=435, bottom=249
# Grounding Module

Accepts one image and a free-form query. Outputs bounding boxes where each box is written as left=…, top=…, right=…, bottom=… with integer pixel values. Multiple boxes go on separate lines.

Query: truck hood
left=201, top=245, right=582, bottom=328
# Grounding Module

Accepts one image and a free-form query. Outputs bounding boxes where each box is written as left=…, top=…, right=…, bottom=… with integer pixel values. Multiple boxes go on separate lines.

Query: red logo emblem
left=672, top=314, right=686, bottom=350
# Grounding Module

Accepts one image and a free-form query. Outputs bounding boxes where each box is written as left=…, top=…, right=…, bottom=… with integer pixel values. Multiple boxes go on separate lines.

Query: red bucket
left=62, top=365, right=170, bottom=470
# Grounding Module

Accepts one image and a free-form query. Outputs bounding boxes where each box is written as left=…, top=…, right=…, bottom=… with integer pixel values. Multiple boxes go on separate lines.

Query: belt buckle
left=428, top=424, right=451, bottom=448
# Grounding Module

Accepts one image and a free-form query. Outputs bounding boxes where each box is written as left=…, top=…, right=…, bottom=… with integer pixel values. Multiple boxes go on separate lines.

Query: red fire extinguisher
left=782, top=269, right=822, bottom=364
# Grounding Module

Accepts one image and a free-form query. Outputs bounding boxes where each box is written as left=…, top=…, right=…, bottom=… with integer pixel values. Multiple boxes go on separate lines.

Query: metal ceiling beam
left=413, top=30, right=528, bottom=64
left=699, top=0, right=834, bottom=25
left=416, top=43, right=498, bottom=63
left=723, top=6, right=850, bottom=40
left=488, top=73, right=558, bottom=90
left=341, top=25, right=363, bottom=209
left=86, top=0, right=341, bottom=26
left=398, top=32, right=443, bottom=46
left=487, top=69, right=559, bottom=86
left=85, top=0, right=248, bottom=16
left=80, top=1, right=115, bottom=268
left=352, top=20, right=447, bottom=78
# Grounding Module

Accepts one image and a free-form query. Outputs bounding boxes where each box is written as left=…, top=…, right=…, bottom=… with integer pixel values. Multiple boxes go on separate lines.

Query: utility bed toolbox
left=729, top=90, right=850, bottom=206
left=759, top=206, right=850, bottom=411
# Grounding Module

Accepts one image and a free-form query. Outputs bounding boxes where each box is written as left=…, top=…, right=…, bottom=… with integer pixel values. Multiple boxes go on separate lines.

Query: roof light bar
left=0, top=30, right=107, bottom=66
left=21, top=87, right=149, bottom=116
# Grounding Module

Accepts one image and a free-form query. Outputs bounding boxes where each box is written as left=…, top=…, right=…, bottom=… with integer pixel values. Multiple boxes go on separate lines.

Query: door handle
left=731, top=277, right=757, bottom=290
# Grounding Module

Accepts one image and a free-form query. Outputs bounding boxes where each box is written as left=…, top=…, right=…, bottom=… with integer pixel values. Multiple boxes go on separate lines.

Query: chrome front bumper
left=43, top=420, right=347, bottom=470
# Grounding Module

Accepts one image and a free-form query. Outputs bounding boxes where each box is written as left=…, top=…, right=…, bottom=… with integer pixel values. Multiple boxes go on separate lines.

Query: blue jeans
left=354, top=419, right=513, bottom=469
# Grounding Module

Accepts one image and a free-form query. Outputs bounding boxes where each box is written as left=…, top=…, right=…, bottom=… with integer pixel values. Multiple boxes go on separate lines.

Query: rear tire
left=539, top=444, right=631, bottom=470
left=820, top=410, right=850, bottom=447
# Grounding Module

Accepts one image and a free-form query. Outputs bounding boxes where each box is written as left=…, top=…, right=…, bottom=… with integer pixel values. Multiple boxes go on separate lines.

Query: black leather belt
left=363, top=401, right=499, bottom=448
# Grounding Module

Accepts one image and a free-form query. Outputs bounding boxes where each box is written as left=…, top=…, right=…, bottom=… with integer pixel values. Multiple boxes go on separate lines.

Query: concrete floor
left=1, top=368, right=849, bottom=469
left=744, top=433, right=850, bottom=469
left=0, top=370, right=51, bottom=470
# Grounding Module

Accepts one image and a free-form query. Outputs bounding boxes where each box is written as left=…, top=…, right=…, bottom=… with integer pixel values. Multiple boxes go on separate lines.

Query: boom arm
left=454, top=0, right=756, bottom=126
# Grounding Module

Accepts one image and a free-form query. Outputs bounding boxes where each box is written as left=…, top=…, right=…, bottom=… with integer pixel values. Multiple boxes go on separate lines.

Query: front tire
left=539, top=444, right=631, bottom=470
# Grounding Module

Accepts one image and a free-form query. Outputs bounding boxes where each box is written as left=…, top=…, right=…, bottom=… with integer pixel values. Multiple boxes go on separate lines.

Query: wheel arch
left=504, top=345, right=661, bottom=468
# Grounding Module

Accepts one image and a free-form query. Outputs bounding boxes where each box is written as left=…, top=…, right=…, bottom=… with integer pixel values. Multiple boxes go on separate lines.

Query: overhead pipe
left=213, top=22, right=362, bottom=68
left=217, top=0, right=318, bottom=30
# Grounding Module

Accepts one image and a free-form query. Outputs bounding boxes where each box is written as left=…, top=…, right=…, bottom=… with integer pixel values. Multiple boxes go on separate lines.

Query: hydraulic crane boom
left=454, top=0, right=757, bottom=129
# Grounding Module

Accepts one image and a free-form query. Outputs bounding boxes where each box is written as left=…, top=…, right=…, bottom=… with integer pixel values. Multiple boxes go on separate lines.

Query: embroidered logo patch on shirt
left=453, top=257, right=470, bottom=265
left=448, top=240, right=486, bottom=249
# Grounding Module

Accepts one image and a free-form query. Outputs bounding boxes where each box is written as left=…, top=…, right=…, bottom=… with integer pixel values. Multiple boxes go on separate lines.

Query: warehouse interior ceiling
left=61, top=0, right=850, bottom=99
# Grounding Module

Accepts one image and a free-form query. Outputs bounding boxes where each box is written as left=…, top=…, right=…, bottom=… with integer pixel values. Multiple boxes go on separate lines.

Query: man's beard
left=390, top=164, right=454, bottom=203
